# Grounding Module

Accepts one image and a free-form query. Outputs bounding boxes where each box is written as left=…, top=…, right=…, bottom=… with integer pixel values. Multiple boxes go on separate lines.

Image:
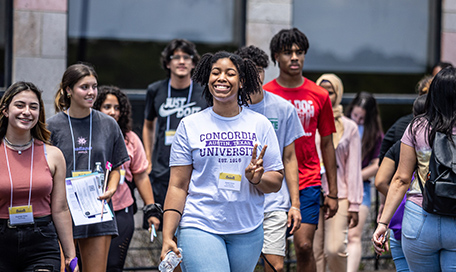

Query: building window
left=67, top=0, right=245, bottom=89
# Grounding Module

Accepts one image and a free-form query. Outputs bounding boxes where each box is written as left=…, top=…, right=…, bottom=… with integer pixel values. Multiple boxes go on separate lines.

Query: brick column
left=245, top=0, right=292, bottom=84
left=13, top=0, right=67, bottom=116
left=441, top=0, right=456, bottom=65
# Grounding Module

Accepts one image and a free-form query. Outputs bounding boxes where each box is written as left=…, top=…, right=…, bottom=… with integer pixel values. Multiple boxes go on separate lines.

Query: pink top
left=112, top=131, right=149, bottom=211
left=0, top=140, right=53, bottom=218
left=319, top=117, right=363, bottom=212
left=401, top=119, right=432, bottom=206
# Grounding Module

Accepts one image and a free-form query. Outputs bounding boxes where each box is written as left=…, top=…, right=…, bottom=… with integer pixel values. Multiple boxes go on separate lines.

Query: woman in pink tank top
left=0, top=82, right=78, bottom=272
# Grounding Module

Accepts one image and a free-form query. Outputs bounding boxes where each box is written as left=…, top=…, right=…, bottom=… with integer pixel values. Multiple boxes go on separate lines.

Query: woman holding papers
left=94, top=85, right=161, bottom=272
left=0, top=82, right=78, bottom=271
left=47, top=63, right=129, bottom=272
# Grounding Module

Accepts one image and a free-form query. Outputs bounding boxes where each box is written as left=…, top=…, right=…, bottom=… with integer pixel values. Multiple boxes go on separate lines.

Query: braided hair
left=192, top=51, right=261, bottom=107
left=235, top=45, right=269, bottom=69
left=269, top=28, right=309, bottom=65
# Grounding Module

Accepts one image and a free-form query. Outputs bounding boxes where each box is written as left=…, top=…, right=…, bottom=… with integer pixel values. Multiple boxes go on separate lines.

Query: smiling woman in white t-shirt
left=160, top=51, right=284, bottom=272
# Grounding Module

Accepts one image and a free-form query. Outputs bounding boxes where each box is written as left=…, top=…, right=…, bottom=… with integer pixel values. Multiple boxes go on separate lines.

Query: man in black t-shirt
left=142, top=39, right=207, bottom=214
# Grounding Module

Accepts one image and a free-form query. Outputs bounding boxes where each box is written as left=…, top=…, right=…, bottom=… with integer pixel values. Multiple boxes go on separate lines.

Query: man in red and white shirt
left=264, top=28, right=338, bottom=272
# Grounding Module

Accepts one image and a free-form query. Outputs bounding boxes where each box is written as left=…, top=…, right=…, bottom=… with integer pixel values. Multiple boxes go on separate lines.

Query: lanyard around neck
left=166, top=80, right=193, bottom=131
left=4, top=139, right=34, bottom=207
left=67, top=109, right=92, bottom=172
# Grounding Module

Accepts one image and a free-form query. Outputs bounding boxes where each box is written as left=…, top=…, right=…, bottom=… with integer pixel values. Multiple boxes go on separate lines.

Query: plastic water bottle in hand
left=159, top=248, right=182, bottom=272
left=94, top=162, right=104, bottom=188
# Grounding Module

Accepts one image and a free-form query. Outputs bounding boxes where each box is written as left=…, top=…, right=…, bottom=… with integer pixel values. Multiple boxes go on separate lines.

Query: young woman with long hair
left=0, top=82, right=78, bottom=272
left=373, top=67, right=456, bottom=271
left=345, top=91, right=383, bottom=272
left=47, top=63, right=129, bottom=272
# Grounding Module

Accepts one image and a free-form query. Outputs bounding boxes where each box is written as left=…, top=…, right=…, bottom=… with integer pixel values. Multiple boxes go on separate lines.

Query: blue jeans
left=389, top=229, right=409, bottom=272
left=401, top=201, right=456, bottom=272
left=177, top=225, right=264, bottom=272
left=361, top=181, right=371, bottom=207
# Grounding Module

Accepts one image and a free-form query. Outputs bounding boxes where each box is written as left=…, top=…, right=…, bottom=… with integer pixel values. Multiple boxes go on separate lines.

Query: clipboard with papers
left=65, top=173, right=113, bottom=226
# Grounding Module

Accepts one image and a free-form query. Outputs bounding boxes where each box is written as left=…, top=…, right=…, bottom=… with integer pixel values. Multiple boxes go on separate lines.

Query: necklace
left=4, top=137, right=33, bottom=155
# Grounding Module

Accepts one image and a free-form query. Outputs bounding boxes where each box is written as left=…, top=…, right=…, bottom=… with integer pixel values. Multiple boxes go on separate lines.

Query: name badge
left=320, top=161, right=326, bottom=175
left=9, top=205, right=34, bottom=225
left=72, top=170, right=92, bottom=177
left=119, top=169, right=126, bottom=185
left=218, top=172, right=242, bottom=191
left=165, top=130, right=176, bottom=146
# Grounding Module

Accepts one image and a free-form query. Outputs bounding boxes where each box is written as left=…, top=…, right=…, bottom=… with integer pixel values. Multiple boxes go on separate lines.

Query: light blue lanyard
left=166, top=80, right=193, bottom=131
left=4, top=139, right=34, bottom=207
left=67, top=109, right=92, bottom=172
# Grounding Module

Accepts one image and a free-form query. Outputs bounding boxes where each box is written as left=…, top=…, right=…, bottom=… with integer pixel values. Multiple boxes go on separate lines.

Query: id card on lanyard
left=9, top=205, right=34, bottom=225
left=164, top=81, right=193, bottom=146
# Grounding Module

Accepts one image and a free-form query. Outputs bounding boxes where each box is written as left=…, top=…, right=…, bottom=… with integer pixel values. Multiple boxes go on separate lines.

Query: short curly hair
left=192, top=51, right=261, bottom=107
left=93, top=85, right=132, bottom=139
left=235, top=45, right=269, bottom=69
left=269, top=28, right=309, bottom=65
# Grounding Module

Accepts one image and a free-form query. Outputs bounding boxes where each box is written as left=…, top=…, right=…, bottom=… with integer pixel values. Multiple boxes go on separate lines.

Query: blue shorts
left=299, top=185, right=321, bottom=225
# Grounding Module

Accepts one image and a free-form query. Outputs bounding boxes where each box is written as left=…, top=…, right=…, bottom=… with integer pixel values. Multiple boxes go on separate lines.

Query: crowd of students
left=0, top=27, right=454, bottom=272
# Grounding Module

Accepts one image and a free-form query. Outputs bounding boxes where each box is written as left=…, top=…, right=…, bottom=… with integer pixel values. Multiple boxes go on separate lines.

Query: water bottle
left=94, top=162, right=104, bottom=189
left=159, top=248, right=182, bottom=272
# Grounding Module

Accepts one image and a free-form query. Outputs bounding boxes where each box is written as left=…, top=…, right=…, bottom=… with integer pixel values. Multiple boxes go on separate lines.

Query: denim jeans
left=401, top=201, right=456, bottom=272
left=0, top=216, right=60, bottom=272
left=361, top=181, right=371, bottom=207
left=389, top=229, right=409, bottom=272
left=177, top=224, right=264, bottom=272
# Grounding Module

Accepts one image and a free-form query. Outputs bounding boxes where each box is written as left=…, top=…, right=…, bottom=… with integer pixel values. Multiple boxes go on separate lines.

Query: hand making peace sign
left=245, top=143, right=267, bottom=185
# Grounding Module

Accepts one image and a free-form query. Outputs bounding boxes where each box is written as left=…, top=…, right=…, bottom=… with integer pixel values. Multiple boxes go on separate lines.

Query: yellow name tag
left=218, top=172, right=242, bottom=191
left=165, top=130, right=176, bottom=146
left=9, top=205, right=34, bottom=225
left=72, top=170, right=92, bottom=177
left=119, top=169, right=126, bottom=184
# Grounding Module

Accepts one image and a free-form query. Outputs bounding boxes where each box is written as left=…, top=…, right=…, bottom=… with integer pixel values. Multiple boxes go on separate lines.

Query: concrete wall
left=12, top=0, right=67, bottom=117
left=245, top=0, right=292, bottom=84
left=442, top=0, right=456, bottom=65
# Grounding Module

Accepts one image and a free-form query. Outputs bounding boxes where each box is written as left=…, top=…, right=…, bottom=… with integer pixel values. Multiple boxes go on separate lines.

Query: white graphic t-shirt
left=170, top=107, right=283, bottom=234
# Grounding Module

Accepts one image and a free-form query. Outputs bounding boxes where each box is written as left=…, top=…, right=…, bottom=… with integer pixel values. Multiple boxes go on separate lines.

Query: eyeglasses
left=169, top=54, right=193, bottom=61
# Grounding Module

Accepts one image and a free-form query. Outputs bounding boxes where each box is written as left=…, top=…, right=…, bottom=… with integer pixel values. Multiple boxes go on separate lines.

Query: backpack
left=418, top=132, right=456, bottom=216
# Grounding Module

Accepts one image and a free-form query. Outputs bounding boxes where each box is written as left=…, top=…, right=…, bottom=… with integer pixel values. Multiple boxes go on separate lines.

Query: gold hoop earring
left=67, top=93, right=72, bottom=98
